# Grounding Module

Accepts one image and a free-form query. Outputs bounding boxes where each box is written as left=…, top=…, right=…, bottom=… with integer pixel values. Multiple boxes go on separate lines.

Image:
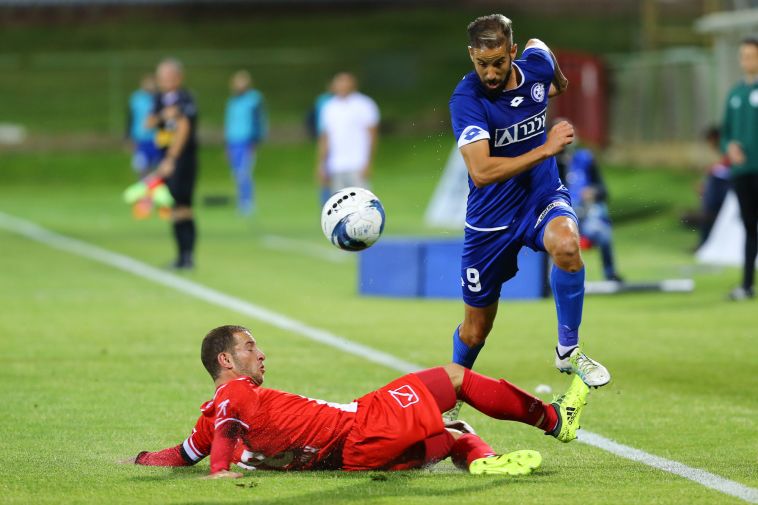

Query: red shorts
left=341, top=373, right=447, bottom=471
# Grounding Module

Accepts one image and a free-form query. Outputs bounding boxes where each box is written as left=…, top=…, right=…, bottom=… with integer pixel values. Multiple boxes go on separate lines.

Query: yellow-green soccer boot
left=549, top=375, right=589, bottom=443
left=469, top=450, right=542, bottom=476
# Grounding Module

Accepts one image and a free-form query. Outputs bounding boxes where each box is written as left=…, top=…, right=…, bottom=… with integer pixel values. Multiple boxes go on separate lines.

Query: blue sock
left=452, top=325, right=484, bottom=369
left=550, top=265, right=585, bottom=350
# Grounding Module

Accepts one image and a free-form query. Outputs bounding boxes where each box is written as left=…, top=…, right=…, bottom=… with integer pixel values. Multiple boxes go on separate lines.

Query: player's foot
left=728, top=286, right=754, bottom=301
left=469, top=450, right=542, bottom=476
left=170, top=254, right=194, bottom=271
left=555, top=346, right=611, bottom=388
left=442, top=400, right=464, bottom=423
left=548, top=375, right=589, bottom=443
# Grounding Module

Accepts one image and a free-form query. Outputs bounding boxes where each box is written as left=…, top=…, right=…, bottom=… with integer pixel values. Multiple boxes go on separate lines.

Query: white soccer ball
left=321, top=187, right=385, bottom=251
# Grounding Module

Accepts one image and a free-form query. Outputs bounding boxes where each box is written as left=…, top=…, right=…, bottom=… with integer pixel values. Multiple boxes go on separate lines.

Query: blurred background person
left=722, top=36, right=758, bottom=301
left=556, top=127, right=623, bottom=282
left=306, top=82, right=333, bottom=141
left=126, top=74, right=160, bottom=178
left=224, top=70, right=267, bottom=216
left=697, top=126, right=731, bottom=247
left=316, top=72, right=379, bottom=197
left=147, top=58, right=199, bottom=270
left=307, top=82, right=334, bottom=205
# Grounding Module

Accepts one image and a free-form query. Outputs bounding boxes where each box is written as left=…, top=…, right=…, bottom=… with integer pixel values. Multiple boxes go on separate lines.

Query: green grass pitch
left=0, top=137, right=756, bottom=504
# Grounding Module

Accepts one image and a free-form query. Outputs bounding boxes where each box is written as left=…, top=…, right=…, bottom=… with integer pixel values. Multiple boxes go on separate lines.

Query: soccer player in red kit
left=126, top=325, right=589, bottom=478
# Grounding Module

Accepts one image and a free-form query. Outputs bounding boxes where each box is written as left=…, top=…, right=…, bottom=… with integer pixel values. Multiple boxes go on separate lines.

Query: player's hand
left=202, top=470, right=244, bottom=480
left=727, top=142, right=746, bottom=165
left=544, top=121, right=574, bottom=156
left=157, top=157, right=176, bottom=178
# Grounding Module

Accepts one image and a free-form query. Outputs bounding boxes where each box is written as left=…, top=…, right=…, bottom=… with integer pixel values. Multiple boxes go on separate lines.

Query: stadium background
left=1, top=1, right=756, bottom=504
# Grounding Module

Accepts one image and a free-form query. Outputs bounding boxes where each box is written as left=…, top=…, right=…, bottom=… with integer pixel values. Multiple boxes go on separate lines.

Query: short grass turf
left=0, top=137, right=756, bottom=505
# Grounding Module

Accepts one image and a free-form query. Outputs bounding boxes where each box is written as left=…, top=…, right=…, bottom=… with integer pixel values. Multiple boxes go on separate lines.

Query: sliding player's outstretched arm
left=123, top=415, right=213, bottom=468
left=524, top=39, right=568, bottom=98
left=461, top=120, right=574, bottom=187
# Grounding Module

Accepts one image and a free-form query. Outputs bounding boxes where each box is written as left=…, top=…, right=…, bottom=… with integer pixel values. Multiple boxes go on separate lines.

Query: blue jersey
left=449, top=46, right=561, bottom=231
left=225, top=90, right=267, bottom=144
left=128, top=90, right=156, bottom=143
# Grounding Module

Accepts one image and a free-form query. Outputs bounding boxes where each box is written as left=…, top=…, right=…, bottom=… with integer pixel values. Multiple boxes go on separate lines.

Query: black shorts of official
left=166, top=152, right=197, bottom=207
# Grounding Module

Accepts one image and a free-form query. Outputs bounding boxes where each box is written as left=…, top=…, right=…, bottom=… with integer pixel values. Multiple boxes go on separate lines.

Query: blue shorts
left=461, top=188, right=577, bottom=307
left=226, top=141, right=255, bottom=173
left=132, top=140, right=161, bottom=173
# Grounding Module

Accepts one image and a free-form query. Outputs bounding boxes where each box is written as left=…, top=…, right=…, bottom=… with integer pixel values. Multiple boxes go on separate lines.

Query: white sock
left=556, top=344, right=578, bottom=358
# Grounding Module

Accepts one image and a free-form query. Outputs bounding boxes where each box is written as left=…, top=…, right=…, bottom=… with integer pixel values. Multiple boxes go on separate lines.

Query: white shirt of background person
left=322, top=92, right=379, bottom=173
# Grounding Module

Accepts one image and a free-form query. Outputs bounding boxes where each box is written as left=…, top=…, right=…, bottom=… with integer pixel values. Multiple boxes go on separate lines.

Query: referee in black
left=146, top=58, right=199, bottom=269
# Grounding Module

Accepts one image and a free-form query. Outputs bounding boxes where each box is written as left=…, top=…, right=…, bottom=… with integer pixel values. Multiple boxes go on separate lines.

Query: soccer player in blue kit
left=448, top=14, right=611, bottom=401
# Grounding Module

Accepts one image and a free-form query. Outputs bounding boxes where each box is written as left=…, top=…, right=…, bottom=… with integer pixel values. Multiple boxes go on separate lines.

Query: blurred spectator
left=306, top=84, right=333, bottom=141
left=307, top=83, right=334, bottom=205
left=147, top=58, right=199, bottom=270
left=697, top=126, right=731, bottom=247
left=316, top=72, right=379, bottom=195
left=722, top=36, right=758, bottom=301
left=127, top=74, right=160, bottom=177
left=225, top=70, right=267, bottom=215
left=556, top=135, right=622, bottom=282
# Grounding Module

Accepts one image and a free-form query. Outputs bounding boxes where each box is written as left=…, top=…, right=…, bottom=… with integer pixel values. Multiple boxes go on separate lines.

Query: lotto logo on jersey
left=458, top=125, right=490, bottom=147
left=494, top=108, right=547, bottom=148
left=388, top=385, right=419, bottom=408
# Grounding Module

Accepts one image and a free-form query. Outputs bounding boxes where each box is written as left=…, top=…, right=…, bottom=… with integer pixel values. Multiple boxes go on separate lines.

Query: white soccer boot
left=555, top=346, right=611, bottom=388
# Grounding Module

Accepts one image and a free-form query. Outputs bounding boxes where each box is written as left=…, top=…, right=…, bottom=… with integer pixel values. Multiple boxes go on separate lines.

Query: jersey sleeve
left=364, top=97, right=380, bottom=128
left=178, top=93, right=198, bottom=120
left=180, top=414, right=213, bottom=464
left=522, top=42, right=555, bottom=83
left=721, top=88, right=736, bottom=152
left=208, top=381, right=258, bottom=473
left=151, top=93, right=161, bottom=115
left=449, top=91, right=490, bottom=149
left=251, top=95, right=268, bottom=143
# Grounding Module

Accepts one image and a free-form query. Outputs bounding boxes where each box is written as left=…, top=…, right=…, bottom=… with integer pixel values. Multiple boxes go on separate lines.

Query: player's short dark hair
left=467, top=14, right=513, bottom=50
left=201, top=325, right=250, bottom=379
left=741, top=36, right=758, bottom=49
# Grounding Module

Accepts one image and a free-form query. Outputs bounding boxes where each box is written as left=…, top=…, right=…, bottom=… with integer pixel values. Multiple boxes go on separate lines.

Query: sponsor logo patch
left=494, top=109, right=546, bottom=147
left=534, top=200, right=571, bottom=228
left=388, top=385, right=420, bottom=408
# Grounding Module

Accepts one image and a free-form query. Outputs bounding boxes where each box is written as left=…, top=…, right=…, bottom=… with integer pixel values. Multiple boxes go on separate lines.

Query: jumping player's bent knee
left=544, top=218, right=583, bottom=272
left=550, top=237, right=582, bottom=272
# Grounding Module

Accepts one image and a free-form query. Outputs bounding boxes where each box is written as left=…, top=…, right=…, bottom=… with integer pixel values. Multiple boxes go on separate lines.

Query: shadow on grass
left=165, top=468, right=555, bottom=504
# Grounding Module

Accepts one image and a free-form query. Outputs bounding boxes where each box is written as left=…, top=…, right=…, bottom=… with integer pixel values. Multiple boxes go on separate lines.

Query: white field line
left=1, top=211, right=756, bottom=504
left=261, top=234, right=350, bottom=263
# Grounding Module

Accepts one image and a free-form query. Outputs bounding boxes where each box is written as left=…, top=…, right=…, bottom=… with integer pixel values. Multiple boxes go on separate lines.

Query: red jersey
left=180, top=377, right=357, bottom=472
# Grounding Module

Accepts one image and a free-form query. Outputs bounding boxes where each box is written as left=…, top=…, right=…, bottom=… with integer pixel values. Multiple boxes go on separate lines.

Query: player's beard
left=483, top=62, right=512, bottom=98
left=232, top=355, right=264, bottom=385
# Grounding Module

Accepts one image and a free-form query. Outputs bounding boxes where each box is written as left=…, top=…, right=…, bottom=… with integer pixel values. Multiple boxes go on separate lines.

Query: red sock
left=450, top=434, right=496, bottom=470
left=459, top=368, right=558, bottom=432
